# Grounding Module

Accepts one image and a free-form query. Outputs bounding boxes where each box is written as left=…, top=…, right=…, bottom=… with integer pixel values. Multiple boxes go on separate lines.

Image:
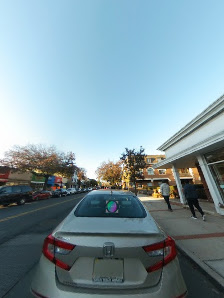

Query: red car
left=32, top=190, right=52, bottom=201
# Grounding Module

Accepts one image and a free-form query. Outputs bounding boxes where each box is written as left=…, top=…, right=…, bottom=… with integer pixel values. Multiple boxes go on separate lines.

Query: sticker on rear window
left=106, top=201, right=118, bottom=213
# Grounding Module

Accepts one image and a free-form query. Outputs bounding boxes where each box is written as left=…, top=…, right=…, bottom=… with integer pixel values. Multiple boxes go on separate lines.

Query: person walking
left=183, top=180, right=205, bottom=220
left=160, top=180, right=173, bottom=211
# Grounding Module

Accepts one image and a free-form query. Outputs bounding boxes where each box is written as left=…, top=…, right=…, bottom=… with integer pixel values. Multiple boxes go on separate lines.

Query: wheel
left=17, top=198, right=26, bottom=205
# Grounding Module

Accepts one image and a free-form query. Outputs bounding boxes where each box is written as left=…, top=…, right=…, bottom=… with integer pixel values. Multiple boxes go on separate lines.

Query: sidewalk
left=138, top=194, right=224, bottom=290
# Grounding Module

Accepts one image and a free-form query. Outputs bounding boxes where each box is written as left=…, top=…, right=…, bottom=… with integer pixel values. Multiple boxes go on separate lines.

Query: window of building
left=138, top=184, right=142, bottom=188
left=205, top=147, right=224, bottom=203
left=146, top=158, right=155, bottom=163
left=205, top=147, right=224, bottom=164
left=179, top=168, right=189, bottom=174
left=157, top=157, right=165, bottom=162
left=147, top=168, right=154, bottom=175
left=147, top=182, right=152, bottom=187
left=158, top=169, right=166, bottom=175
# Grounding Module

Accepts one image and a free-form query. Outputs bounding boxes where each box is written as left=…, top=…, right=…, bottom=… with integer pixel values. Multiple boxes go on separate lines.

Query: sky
left=1, top=0, right=224, bottom=179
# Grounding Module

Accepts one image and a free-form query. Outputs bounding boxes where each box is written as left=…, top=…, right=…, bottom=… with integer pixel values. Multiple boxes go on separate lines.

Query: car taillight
left=42, top=234, right=75, bottom=270
left=143, top=236, right=177, bottom=272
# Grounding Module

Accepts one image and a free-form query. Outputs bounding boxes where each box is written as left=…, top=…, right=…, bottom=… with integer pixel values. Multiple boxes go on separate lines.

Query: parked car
left=32, top=190, right=52, bottom=201
left=31, top=190, right=187, bottom=298
left=76, top=188, right=82, bottom=193
left=52, top=188, right=68, bottom=197
left=66, top=188, right=77, bottom=195
left=0, top=185, right=33, bottom=206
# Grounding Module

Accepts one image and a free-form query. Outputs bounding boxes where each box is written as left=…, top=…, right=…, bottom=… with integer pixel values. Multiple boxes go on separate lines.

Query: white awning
left=152, top=178, right=171, bottom=181
left=31, top=181, right=45, bottom=184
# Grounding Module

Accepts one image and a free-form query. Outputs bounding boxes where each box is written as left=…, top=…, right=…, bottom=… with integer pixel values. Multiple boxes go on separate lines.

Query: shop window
left=205, top=148, right=224, bottom=203
left=205, top=147, right=224, bottom=164
left=207, top=163, right=224, bottom=203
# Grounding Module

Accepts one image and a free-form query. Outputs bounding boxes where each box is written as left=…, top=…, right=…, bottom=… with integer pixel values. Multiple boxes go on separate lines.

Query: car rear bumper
left=31, top=255, right=187, bottom=298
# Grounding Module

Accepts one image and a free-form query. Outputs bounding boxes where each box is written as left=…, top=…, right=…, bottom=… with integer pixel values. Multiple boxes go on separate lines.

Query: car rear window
left=74, top=194, right=146, bottom=218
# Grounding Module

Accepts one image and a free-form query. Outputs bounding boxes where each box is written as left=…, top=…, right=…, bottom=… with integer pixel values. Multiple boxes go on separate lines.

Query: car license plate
left=92, top=259, right=123, bottom=283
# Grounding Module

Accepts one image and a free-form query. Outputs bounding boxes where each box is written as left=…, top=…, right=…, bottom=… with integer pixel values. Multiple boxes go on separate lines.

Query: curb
left=176, top=243, right=224, bottom=292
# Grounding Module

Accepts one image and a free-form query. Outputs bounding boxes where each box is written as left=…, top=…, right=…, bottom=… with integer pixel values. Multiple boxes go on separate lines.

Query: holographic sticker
left=106, top=201, right=118, bottom=213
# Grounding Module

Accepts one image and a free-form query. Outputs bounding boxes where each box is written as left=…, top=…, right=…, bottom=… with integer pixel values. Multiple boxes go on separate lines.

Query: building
left=154, top=95, right=224, bottom=216
left=122, top=155, right=201, bottom=194
left=0, top=167, right=68, bottom=190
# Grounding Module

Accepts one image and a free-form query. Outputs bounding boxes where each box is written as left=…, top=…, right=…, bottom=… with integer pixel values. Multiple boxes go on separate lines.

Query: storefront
left=31, top=174, right=45, bottom=190
left=47, top=176, right=66, bottom=190
left=154, top=95, right=224, bottom=215
left=0, top=168, right=10, bottom=186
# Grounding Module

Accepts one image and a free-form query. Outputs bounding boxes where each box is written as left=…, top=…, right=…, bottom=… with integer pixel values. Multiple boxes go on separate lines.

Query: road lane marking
left=0, top=198, right=77, bottom=223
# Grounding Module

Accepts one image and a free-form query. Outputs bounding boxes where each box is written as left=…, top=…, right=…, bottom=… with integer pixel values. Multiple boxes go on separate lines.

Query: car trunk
left=53, top=217, right=165, bottom=290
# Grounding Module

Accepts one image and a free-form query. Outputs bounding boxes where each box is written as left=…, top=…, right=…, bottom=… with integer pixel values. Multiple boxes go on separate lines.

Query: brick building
left=122, top=155, right=201, bottom=191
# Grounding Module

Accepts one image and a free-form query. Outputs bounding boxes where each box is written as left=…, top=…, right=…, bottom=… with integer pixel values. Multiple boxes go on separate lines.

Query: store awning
left=152, top=178, right=171, bottom=181
left=31, top=181, right=45, bottom=184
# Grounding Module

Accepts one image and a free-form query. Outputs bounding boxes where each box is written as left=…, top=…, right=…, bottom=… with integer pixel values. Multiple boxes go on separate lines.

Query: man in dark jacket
left=183, top=181, right=205, bottom=220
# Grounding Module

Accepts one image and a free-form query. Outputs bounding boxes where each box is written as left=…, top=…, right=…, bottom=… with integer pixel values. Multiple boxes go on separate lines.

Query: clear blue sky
left=1, top=0, right=224, bottom=179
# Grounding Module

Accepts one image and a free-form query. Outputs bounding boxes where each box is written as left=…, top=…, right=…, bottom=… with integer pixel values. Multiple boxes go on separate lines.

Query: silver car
left=66, top=188, right=77, bottom=195
left=31, top=190, right=187, bottom=298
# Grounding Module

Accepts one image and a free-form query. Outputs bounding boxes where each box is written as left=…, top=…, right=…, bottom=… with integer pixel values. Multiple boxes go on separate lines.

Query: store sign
left=0, top=170, right=10, bottom=182
left=47, top=176, right=56, bottom=185
left=55, top=177, right=62, bottom=183
left=31, top=174, right=45, bottom=182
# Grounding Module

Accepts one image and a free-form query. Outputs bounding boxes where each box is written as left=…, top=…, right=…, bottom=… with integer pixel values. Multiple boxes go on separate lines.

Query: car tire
left=17, top=198, right=26, bottom=205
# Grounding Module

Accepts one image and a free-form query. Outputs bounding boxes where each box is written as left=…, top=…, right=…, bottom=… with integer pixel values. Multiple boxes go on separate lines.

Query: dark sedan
left=52, top=189, right=68, bottom=197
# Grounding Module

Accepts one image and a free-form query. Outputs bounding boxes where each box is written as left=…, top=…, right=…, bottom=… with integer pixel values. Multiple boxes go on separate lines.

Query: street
left=0, top=194, right=223, bottom=298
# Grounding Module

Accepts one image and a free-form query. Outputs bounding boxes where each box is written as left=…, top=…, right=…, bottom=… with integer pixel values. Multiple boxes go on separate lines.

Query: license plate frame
left=92, top=258, right=124, bottom=283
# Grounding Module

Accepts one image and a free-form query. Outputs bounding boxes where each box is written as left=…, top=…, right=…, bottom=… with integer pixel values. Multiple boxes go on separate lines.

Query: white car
left=66, top=188, right=77, bottom=195
left=31, top=190, right=187, bottom=298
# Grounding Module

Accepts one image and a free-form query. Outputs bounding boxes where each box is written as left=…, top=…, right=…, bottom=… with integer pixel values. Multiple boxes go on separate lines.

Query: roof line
left=157, top=94, right=224, bottom=151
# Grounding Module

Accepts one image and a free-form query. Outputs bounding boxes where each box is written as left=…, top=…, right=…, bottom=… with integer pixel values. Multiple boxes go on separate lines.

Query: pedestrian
left=183, top=180, right=205, bottom=220
left=160, top=180, right=173, bottom=211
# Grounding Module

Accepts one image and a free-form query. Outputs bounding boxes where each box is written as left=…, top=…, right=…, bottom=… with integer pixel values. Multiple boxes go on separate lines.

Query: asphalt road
left=0, top=194, right=223, bottom=298
left=0, top=193, right=84, bottom=298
